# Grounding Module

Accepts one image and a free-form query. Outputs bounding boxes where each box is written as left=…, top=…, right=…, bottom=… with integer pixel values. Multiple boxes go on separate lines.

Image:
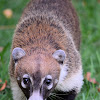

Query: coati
left=9, top=0, right=83, bottom=100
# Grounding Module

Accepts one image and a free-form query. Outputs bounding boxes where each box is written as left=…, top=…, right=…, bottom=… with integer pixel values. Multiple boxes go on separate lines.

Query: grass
left=0, top=0, right=100, bottom=99
left=73, top=0, right=100, bottom=99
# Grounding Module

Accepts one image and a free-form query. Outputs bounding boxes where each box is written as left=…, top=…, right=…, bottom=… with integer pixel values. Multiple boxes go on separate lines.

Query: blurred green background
left=0, top=0, right=100, bottom=100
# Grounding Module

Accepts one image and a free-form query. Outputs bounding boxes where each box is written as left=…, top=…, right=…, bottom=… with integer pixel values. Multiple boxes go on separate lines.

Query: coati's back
left=9, top=0, right=83, bottom=100
left=18, top=0, right=80, bottom=50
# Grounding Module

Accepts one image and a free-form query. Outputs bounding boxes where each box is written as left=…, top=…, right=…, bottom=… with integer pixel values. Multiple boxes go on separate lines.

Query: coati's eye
left=21, top=74, right=30, bottom=88
left=23, top=78, right=30, bottom=85
left=45, top=79, right=52, bottom=86
left=44, top=75, right=53, bottom=90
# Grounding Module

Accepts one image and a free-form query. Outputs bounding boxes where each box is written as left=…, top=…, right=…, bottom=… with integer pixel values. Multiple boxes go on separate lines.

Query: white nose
left=28, top=90, right=43, bottom=100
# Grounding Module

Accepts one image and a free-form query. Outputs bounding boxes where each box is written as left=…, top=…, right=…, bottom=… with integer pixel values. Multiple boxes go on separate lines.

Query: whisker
left=51, top=93, right=68, bottom=95
left=50, top=93, right=64, bottom=100
left=48, top=95, right=53, bottom=100
left=49, top=95, right=58, bottom=100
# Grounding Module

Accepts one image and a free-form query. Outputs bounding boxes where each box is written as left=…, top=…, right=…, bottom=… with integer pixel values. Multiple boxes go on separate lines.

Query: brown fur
left=10, top=16, right=81, bottom=77
left=9, top=0, right=83, bottom=100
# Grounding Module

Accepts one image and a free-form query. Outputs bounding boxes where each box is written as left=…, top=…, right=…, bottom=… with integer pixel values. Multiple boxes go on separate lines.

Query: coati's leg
left=48, top=90, right=76, bottom=100
left=10, top=77, right=26, bottom=100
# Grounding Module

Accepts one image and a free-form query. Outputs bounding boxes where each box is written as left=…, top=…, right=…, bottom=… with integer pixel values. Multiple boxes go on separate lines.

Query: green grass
left=73, top=0, right=100, bottom=100
left=0, top=0, right=100, bottom=100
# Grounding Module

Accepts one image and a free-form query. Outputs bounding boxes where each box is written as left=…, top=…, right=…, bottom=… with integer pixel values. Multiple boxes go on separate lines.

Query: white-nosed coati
left=9, top=0, right=83, bottom=100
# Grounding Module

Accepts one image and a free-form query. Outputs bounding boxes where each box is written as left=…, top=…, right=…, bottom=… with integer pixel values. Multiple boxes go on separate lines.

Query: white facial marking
left=21, top=74, right=29, bottom=88
left=46, top=75, right=52, bottom=80
left=23, top=74, right=29, bottom=78
left=29, top=90, right=43, bottom=100
left=21, top=81, right=27, bottom=88
left=47, top=83, right=53, bottom=90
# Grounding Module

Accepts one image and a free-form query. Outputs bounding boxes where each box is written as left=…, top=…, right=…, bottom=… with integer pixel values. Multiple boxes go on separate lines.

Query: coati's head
left=12, top=47, right=66, bottom=100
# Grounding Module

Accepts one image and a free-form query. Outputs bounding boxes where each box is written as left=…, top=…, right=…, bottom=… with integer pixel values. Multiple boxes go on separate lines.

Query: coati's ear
left=52, top=49, right=66, bottom=64
left=12, top=47, right=26, bottom=62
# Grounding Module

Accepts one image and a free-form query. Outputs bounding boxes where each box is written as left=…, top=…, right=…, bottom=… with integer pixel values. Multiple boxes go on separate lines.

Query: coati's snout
left=17, top=73, right=57, bottom=100
left=12, top=47, right=66, bottom=100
